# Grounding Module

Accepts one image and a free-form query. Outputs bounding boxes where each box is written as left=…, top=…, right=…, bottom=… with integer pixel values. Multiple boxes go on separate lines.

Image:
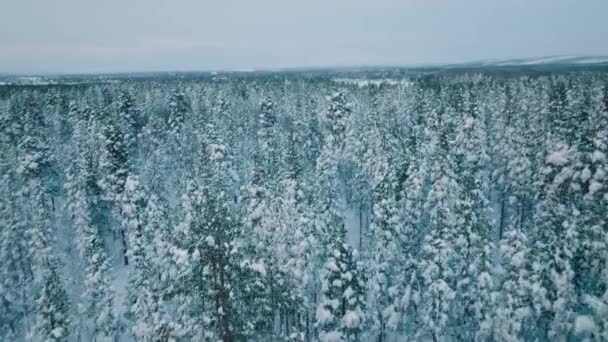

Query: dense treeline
left=1, top=72, right=608, bottom=341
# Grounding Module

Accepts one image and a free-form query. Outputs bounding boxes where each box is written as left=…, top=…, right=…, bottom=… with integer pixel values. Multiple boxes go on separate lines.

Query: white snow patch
left=592, top=150, right=606, bottom=163
left=574, top=315, right=596, bottom=335
left=319, top=331, right=343, bottom=342
left=384, top=305, right=400, bottom=330
left=343, top=286, right=354, bottom=299
left=326, top=259, right=339, bottom=272
left=51, top=327, right=65, bottom=338
left=583, top=294, right=608, bottom=317
left=519, top=56, right=576, bottom=65
left=581, top=167, right=592, bottom=182
left=589, top=181, right=603, bottom=195
left=172, top=247, right=189, bottom=265
left=594, top=168, right=606, bottom=181
left=512, top=251, right=526, bottom=268
left=332, top=78, right=412, bottom=88
left=250, top=260, right=267, bottom=276
left=574, top=57, right=608, bottom=64
left=547, top=149, right=571, bottom=166
left=342, top=310, right=361, bottom=328
left=205, top=235, right=216, bottom=247
left=125, top=176, right=139, bottom=192
left=316, top=306, right=333, bottom=324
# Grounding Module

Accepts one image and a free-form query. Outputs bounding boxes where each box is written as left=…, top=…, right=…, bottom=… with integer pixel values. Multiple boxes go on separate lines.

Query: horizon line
left=2, top=54, right=608, bottom=78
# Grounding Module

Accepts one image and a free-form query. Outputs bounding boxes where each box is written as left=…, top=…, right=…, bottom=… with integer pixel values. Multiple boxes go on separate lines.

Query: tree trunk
left=359, top=202, right=363, bottom=250
left=120, top=229, right=128, bottom=265
left=498, top=194, right=506, bottom=240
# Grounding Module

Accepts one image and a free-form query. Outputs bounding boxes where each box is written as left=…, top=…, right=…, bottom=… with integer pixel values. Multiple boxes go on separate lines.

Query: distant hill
left=461, top=55, right=608, bottom=67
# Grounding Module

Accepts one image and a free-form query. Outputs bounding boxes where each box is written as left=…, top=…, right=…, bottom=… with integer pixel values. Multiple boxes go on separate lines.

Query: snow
left=478, top=271, right=493, bottom=288
left=332, top=78, right=412, bottom=88
left=464, top=116, right=475, bottom=129
left=591, top=150, right=606, bottom=163
left=341, top=310, right=361, bottom=328
left=133, top=321, right=152, bottom=340
left=511, top=250, right=525, bottom=268
left=208, top=143, right=225, bottom=160
left=574, top=57, right=608, bottom=64
left=16, top=153, right=41, bottom=174
left=172, top=247, right=189, bottom=265
left=581, top=167, right=592, bottom=182
left=384, top=305, right=401, bottom=330
left=7, top=60, right=608, bottom=342
left=583, top=295, right=608, bottom=317
left=110, top=265, right=130, bottom=326
left=316, top=306, right=333, bottom=324
left=483, top=55, right=608, bottom=66
left=250, top=260, right=267, bottom=276
left=124, top=176, right=139, bottom=192
left=589, top=181, right=603, bottom=195
left=574, top=315, right=596, bottom=335
left=345, top=206, right=363, bottom=249
left=51, top=327, right=65, bottom=338
left=594, top=168, right=606, bottom=182
left=319, top=331, right=343, bottom=342
left=326, top=259, right=339, bottom=272
left=205, top=235, right=215, bottom=247
left=343, top=286, right=354, bottom=299
left=519, top=56, right=577, bottom=65
left=121, top=202, right=135, bottom=217
left=546, top=149, right=571, bottom=166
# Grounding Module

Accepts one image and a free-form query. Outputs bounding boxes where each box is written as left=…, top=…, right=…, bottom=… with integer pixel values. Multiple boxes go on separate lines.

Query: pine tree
left=237, top=97, right=281, bottom=338
left=494, top=228, right=532, bottom=341
left=98, top=118, right=130, bottom=265
left=416, top=107, right=460, bottom=340
left=575, top=81, right=608, bottom=342
left=453, top=90, right=495, bottom=340
left=116, top=90, right=140, bottom=153
left=33, top=263, right=71, bottom=342
left=316, top=238, right=366, bottom=342
left=0, top=172, right=28, bottom=340
left=64, top=150, right=116, bottom=340
left=417, top=173, right=459, bottom=341
left=0, top=98, right=29, bottom=339
left=98, top=119, right=129, bottom=203
left=367, top=157, right=408, bottom=340
left=16, top=92, right=71, bottom=342
left=120, top=175, right=160, bottom=341
left=531, top=143, right=578, bottom=340
left=168, top=91, right=190, bottom=134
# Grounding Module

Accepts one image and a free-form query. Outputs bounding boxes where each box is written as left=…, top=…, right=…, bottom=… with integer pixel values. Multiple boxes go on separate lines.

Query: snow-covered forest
left=1, top=70, right=608, bottom=341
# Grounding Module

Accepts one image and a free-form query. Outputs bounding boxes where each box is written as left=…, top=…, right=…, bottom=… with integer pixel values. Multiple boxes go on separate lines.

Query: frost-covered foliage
left=0, top=71, right=607, bottom=341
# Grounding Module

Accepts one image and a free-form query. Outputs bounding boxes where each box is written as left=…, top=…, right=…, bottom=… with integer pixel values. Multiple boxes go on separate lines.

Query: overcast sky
left=1, top=0, right=607, bottom=74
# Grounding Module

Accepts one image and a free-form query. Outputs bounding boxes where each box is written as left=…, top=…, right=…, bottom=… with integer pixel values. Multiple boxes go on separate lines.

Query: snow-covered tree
left=64, top=150, right=116, bottom=340
left=415, top=108, right=460, bottom=340
left=452, top=91, right=495, bottom=341
left=494, top=228, right=532, bottom=342
left=32, top=263, right=71, bottom=342
left=317, top=239, right=366, bottom=342
left=531, top=144, right=579, bottom=340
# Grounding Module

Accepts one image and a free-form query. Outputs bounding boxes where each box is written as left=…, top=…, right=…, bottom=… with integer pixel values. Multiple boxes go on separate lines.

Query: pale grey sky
left=1, top=0, right=607, bottom=74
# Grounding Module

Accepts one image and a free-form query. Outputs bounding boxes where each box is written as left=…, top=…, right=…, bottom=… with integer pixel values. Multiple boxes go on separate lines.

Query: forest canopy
left=1, top=69, right=608, bottom=341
